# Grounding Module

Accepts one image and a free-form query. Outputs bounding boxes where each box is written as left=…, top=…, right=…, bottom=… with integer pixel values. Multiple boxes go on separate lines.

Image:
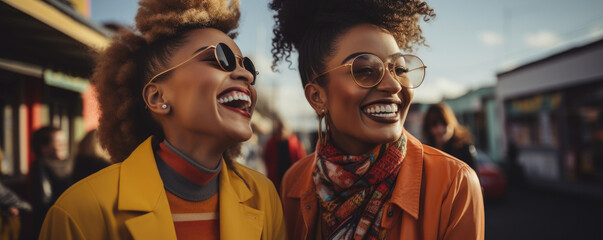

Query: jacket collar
left=219, top=160, right=264, bottom=240
left=117, top=136, right=264, bottom=239
left=118, top=136, right=165, bottom=212
left=287, top=130, right=424, bottom=220
left=389, top=132, right=423, bottom=219
left=286, top=153, right=316, bottom=199
left=118, top=136, right=177, bottom=239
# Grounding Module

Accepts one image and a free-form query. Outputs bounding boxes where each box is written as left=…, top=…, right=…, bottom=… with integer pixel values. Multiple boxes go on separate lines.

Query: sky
left=90, top=0, right=603, bottom=131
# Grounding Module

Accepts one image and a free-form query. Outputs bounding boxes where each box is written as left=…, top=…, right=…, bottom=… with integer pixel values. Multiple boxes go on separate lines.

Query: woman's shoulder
left=422, top=144, right=475, bottom=174
left=231, top=162, right=272, bottom=186
left=231, top=162, right=281, bottom=195
left=288, top=153, right=315, bottom=173
left=280, top=153, right=315, bottom=195
left=53, top=163, right=121, bottom=210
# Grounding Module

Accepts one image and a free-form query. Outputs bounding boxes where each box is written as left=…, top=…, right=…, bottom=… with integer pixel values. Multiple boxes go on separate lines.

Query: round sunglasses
left=312, top=53, right=426, bottom=89
left=147, top=43, right=257, bottom=85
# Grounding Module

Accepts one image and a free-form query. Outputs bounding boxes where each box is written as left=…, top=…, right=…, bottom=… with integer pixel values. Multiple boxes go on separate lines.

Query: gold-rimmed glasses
left=312, top=53, right=426, bottom=89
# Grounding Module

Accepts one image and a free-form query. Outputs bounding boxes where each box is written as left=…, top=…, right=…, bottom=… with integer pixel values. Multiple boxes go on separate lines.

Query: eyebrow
left=388, top=52, right=404, bottom=60
left=341, top=52, right=370, bottom=64
left=341, top=52, right=404, bottom=64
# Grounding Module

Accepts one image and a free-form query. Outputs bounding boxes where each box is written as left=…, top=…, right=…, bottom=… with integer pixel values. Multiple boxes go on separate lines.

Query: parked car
left=476, top=150, right=507, bottom=200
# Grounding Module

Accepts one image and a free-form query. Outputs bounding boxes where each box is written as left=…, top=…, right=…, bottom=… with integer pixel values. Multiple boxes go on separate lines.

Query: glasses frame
left=311, top=53, right=427, bottom=89
left=146, top=43, right=258, bottom=85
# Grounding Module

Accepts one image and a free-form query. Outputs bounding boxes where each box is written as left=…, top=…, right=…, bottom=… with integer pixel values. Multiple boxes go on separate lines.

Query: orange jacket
left=280, top=132, right=484, bottom=240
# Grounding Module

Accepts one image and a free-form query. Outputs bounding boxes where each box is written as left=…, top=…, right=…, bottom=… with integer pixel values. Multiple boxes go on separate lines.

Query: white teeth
left=363, top=103, right=400, bottom=117
left=217, top=91, right=252, bottom=108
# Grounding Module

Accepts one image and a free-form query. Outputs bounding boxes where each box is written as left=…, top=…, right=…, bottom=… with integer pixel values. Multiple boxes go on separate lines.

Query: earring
left=161, top=104, right=168, bottom=109
left=318, top=108, right=327, bottom=146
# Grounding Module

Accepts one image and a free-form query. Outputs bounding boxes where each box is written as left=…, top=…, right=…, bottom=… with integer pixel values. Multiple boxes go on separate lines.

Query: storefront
left=0, top=0, right=109, bottom=178
left=496, top=38, right=603, bottom=194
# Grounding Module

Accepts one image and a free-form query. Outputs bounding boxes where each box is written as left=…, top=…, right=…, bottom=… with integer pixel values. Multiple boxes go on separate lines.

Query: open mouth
left=361, top=101, right=400, bottom=123
left=217, top=88, right=252, bottom=118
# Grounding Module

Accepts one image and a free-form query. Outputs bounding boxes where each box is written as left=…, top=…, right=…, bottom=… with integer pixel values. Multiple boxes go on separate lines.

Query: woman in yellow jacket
left=270, top=0, right=484, bottom=239
left=39, top=0, right=285, bottom=239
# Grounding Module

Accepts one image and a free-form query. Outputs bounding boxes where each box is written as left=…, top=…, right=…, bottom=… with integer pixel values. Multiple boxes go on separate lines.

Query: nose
left=230, top=60, right=254, bottom=84
left=375, top=69, right=403, bottom=94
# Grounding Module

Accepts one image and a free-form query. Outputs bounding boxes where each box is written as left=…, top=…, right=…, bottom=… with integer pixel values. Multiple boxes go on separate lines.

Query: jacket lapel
left=287, top=154, right=317, bottom=240
left=118, top=137, right=177, bottom=239
left=219, top=162, right=264, bottom=240
left=388, top=131, right=424, bottom=219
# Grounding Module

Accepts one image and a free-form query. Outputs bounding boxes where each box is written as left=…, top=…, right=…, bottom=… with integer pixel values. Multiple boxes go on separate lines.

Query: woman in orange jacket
left=270, top=0, right=484, bottom=239
left=39, top=0, right=286, bottom=239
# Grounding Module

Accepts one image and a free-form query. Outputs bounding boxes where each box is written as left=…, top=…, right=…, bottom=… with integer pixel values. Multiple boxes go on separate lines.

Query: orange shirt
left=280, top=132, right=485, bottom=240
left=166, top=192, right=219, bottom=240
left=157, top=142, right=220, bottom=240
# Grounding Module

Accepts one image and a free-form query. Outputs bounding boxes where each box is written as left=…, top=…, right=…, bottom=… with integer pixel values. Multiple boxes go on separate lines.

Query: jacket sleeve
left=441, top=165, right=485, bottom=240
left=39, top=205, right=86, bottom=240
left=0, top=182, right=32, bottom=212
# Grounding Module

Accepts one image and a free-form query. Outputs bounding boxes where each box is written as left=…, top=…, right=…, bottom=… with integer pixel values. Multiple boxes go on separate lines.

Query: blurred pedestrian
left=39, top=0, right=285, bottom=239
left=236, top=122, right=268, bottom=175
left=0, top=147, right=32, bottom=240
left=29, top=126, right=72, bottom=237
left=270, top=0, right=484, bottom=239
left=72, top=129, right=112, bottom=182
left=263, top=116, right=306, bottom=189
left=422, top=103, right=477, bottom=170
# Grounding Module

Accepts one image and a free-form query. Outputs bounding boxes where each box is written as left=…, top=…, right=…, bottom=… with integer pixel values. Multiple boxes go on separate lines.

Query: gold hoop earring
left=318, top=109, right=327, bottom=146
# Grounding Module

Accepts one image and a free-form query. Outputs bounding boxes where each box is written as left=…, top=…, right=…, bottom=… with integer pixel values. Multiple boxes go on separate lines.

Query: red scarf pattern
left=313, top=134, right=407, bottom=240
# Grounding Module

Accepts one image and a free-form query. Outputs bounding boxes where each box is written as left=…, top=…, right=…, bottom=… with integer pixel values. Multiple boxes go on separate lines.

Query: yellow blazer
left=39, top=137, right=286, bottom=240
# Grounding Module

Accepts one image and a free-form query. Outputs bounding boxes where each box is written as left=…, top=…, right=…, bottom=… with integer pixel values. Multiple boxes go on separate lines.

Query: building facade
left=0, top=0, right=109, bottom=180
left=496, top=38, right=603, bottom=196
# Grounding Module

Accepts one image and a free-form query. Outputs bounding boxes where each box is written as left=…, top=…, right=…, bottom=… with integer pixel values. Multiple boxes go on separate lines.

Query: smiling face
left=314, top=24, right=414, bottom=154
left=154, top=28, right=256, bottom=145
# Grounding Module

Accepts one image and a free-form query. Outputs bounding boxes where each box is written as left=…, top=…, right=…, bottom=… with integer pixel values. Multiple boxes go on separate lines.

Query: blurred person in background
left=72, top=129, right=112, bottom=182
left=236, top=122, right=268, bottom=175
left=29, top=126, right=72, bottom=237
left=0, top=147, right=32, bottom=240
left=263, top=115, right=306, bottom=189
left=270, top=0, right=484, bottom=239
left=39, top=0, right=285, bottom=239
left=422, top=103, right=477, bottom=170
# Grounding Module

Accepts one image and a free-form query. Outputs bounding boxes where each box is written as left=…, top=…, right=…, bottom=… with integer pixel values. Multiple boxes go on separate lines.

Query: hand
left=8, top=206, right=19, bottom=216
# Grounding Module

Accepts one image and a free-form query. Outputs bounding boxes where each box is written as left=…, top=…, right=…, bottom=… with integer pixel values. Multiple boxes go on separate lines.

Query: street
left=485, top=186, right=603, bottom=240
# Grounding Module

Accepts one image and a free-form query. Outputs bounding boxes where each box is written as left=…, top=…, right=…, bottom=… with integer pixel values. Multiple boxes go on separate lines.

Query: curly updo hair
left=93, top=0, right=241, bottom=162
left=270, top=0, right=435, bottom=87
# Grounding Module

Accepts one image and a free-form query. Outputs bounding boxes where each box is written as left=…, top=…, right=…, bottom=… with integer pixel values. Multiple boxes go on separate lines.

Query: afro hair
left=94, top=0, right=241, bottom=162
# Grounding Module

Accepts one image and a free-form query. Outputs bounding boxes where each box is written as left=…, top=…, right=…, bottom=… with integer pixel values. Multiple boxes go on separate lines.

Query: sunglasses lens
left=351, top=54, right=384, bottom=87
left=403, top=55, right=426, bottom=88
left=216, top=43, right=237, bottom=72
left=243, top=57, right=257, bottom=85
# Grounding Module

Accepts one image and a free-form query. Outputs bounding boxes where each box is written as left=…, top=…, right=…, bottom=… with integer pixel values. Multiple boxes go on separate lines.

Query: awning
left=2, top=0, right=109, bottom=51
left=0, top=0, right=111, bottom=77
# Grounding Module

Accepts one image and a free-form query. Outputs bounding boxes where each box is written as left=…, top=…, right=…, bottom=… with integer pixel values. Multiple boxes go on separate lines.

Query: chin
left=225, top=127, right=253, bottom=143
left=371, top=125, right=402, bottom=143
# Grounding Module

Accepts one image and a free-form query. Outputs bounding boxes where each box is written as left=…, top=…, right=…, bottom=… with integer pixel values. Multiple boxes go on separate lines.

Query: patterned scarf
left=313, top=134, right=407, bottom=240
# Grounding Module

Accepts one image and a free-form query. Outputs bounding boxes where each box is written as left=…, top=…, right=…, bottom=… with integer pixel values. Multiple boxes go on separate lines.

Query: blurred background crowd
left=0, top=0, right=602, bottom=239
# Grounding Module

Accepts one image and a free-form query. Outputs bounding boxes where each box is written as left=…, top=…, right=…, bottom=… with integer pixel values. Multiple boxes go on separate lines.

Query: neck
left=328, top=130, right=376, bottom=156
left=163, top=132, right=227, bottom=170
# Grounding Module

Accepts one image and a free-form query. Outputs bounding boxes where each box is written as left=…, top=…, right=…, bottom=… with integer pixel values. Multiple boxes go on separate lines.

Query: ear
left=142, top=83, right=170, bottom=115
left=304, top=83, right=328, bottom=114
